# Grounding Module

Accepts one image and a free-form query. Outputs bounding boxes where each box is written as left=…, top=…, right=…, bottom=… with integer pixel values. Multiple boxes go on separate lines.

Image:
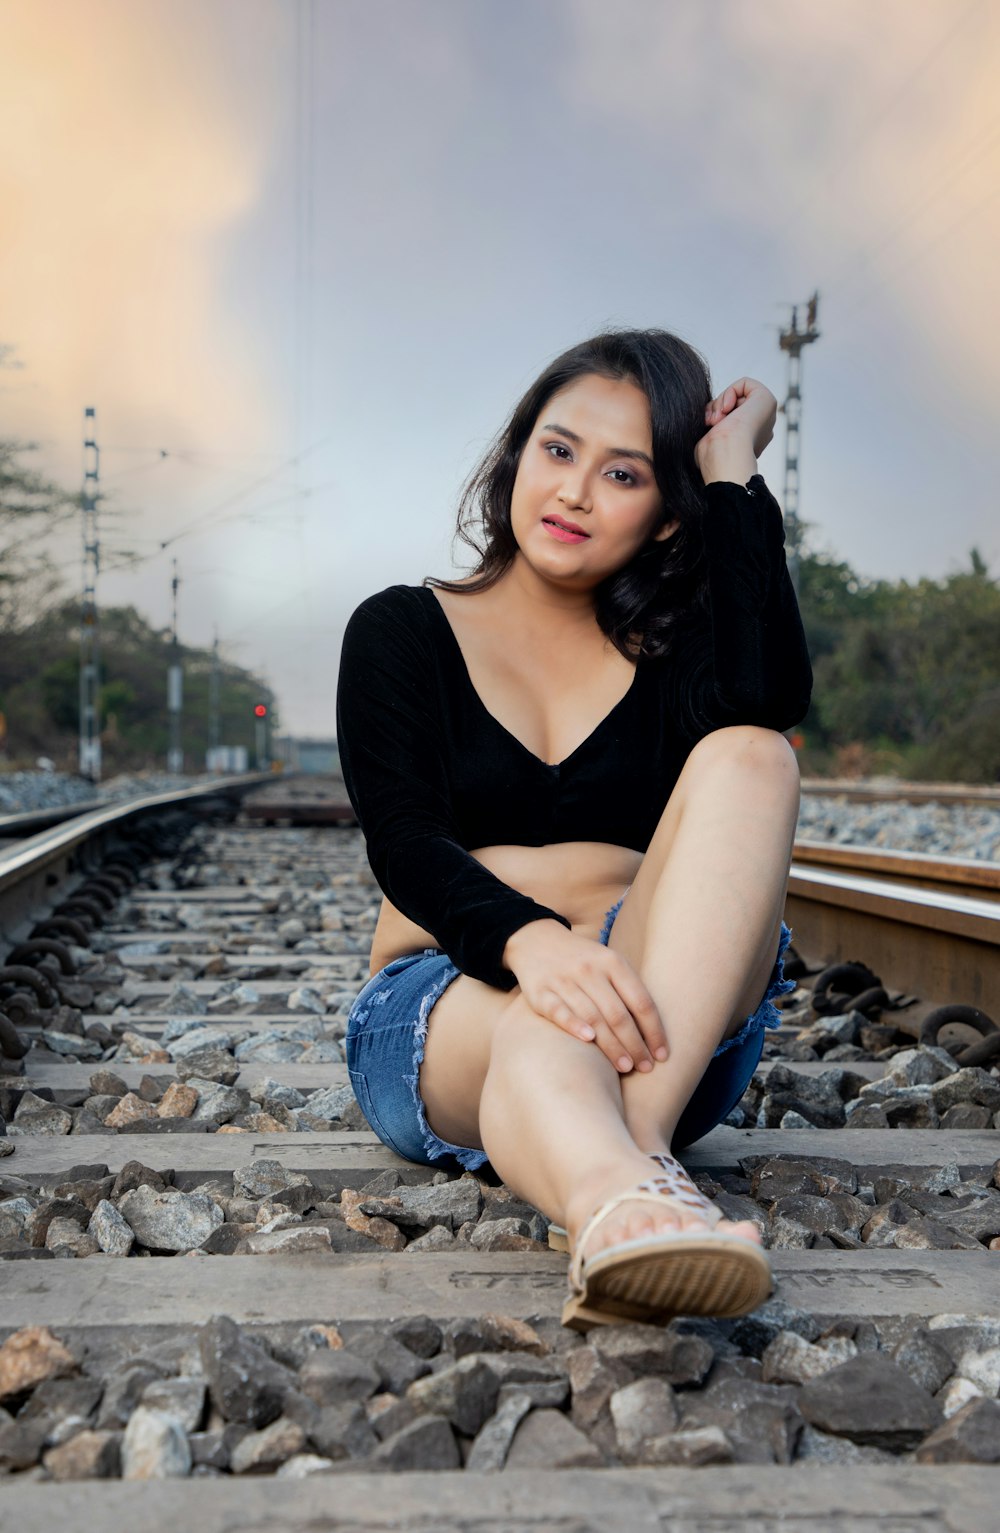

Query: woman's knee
left=679, top=726, right=800, bottom=804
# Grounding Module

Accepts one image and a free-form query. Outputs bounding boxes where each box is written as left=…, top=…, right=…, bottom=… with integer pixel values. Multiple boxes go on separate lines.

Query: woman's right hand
left=502, top=919, right=668, bottom=1074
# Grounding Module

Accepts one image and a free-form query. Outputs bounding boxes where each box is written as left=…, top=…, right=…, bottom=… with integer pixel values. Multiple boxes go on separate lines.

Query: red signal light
left=253, top=704, right=268, bottom=718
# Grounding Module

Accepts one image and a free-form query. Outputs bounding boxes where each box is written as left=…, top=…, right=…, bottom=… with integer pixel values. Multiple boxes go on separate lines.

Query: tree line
left=0, top=435, right=276, bottom=772
left=795, top=543, right=999, bottom=783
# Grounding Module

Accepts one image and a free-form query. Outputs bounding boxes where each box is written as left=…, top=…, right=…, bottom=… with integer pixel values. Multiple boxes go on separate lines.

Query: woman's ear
left=652, top=517, right=680, bottom=543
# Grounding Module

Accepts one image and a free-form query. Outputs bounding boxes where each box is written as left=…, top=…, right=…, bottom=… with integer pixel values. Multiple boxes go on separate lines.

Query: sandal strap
left=647, top=1151, right=719, bottom=1213
left=569, top=1172, right=723, bottom=1290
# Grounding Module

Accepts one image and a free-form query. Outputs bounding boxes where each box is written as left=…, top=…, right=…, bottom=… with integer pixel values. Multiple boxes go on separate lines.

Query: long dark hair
left=424, top=328, right=715, bottom=659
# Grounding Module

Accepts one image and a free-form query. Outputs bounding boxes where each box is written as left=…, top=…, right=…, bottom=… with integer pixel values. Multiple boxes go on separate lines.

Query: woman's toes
left=724, top=1218, right=763, bottom=1243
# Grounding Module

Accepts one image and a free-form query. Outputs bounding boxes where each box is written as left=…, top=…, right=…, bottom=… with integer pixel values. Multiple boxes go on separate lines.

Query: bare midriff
left=367, top=840, right=643, bottom=978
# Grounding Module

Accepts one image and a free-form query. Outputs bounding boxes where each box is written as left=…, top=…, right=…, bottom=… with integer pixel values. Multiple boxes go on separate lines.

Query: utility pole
left=777, top=291, right=821, bottom=597
left=208, top=628, right=221, bottom=770
left=78, top=407, right=101, bottom=782
left=167, top=560, right=183, bottom=774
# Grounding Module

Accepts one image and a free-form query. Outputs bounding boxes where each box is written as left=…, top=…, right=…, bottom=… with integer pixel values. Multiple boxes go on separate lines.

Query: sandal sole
left=561, top=1236, right=773, bottom=1332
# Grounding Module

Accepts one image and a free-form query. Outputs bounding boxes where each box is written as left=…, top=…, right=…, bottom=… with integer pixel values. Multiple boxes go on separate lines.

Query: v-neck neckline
left=420, top=585, right=642, bottom=772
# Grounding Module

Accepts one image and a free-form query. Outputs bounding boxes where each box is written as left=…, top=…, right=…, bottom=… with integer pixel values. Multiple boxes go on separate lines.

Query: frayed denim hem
left=598, top=882, right=632, bottom=946
left=711, top=919, right=796, bottom=1057
left=402, top=951, right=490, bottom=1172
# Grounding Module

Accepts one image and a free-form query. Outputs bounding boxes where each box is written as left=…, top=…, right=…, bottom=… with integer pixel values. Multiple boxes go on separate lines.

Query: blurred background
left=1, top=0, right=998, bottom=791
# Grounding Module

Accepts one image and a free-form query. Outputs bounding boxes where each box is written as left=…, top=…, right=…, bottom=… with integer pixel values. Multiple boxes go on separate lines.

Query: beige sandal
left=548, top=1151, right=688, bottom=1252
left=560, top=1161, right=772, bottom=1333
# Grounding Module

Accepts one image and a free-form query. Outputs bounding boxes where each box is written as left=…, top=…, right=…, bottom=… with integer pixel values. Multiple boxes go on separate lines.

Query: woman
left=336, top=328, right=812, bottom=1331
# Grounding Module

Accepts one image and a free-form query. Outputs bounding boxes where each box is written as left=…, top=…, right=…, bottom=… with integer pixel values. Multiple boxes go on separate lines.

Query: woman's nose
left=558, top=474, right=592, bottom=510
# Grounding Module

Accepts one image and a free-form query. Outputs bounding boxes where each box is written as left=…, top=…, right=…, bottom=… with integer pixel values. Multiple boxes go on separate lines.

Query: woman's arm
left=335, top=588, right=572, bottom=990
left=677, top=379, right=813, bottom=734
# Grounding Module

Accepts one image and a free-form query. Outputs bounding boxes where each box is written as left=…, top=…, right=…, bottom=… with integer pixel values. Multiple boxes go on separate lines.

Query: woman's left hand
left=695, top=377, right=778, bottom=474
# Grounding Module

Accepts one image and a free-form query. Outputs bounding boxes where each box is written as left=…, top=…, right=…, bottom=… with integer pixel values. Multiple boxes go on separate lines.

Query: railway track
left=0, top=782, right=999, bottom=1529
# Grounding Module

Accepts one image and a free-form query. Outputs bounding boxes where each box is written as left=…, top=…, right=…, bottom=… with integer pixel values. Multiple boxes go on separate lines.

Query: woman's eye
left=544, top=443, right=636, bottom=486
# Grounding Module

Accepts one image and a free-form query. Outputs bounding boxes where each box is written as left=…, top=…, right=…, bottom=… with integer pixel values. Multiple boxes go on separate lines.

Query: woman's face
left=509, top=372, right=678, bottom=587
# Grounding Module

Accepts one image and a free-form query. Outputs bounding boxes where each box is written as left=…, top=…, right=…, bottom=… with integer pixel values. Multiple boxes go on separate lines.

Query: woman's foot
left=564, top=1152, right=762, bottom=1268
left=560, top=1155, right=773, bottom=1331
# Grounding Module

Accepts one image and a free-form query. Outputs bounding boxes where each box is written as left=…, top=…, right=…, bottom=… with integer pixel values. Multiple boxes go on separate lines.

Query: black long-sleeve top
left=336, top=474, right=812, bottom=991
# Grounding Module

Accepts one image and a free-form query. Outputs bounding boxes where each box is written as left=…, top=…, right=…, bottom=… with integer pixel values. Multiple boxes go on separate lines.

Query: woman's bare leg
left=423, top=725, right=801, bottom=1259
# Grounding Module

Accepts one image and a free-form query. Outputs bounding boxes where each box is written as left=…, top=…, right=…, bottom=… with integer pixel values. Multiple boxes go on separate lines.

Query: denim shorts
left=344, top=890, right=795, bottom=1172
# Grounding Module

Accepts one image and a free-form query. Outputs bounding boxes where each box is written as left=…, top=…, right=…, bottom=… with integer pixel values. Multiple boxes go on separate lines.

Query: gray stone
left=9, top=1104, right=73, bottom=1135
left=469, top=1218, right=543, bottom=1252
left=96, top=1365, right=165, bottom=1430
left=0, top=1410, right=47, bottom=1471
left=308, top=1400, right=379, bottom=1461
left=232, top=1158, right=306, bottom=1201
left=643, top=1424, right=734, bottom=1466
left=680, top=1378, right=803, bottom=1464
left=406, top=1225, right=456, bottom=1252
left=465, top=1392, right=534, bottom=1471
left=286, top=986, right=325, bottom=1014
left=189, top=1080, right=248, bottom=1122
left=118, top=1185, right=223, bottom=1252
left=347, top=1331, right=432, bottom=1394
left=799, top=1353, right=942, bottom=1450
left=175, top=1049, right=240, bottom=1085
left=230, top=1414, right=307, bottom=1473
left=505, top=1407, right=603, bottom=1469
left=590, top=1323, right=714, bottom=1386
left=160, top=988, right=209, bottom=1019
left=892, top=1330, right=955, bottom=1395
left=956, top=1347, right=1000, bottom=1395
left=795, top=1425, right=896, bottom=1464
left=235, top=1036, right=304, bottom=1063
left=240, top=1227, right=332, bottom=1256
left=931, top=1068, right=1000, bottom=1113
left=46, top=1217, right=100, bottom=1257
left=89, top=1199, right=134, bottom=1256
left=0, top=1197, right=36, bottom=1239
left=407, top=1355, right=500, bottom=1437
left=275, top=1452, right=337, bottom=1478
left=389, top=1315, right=443, bottom=1359
left=610, top=1377, right=679, bottom=1462
left=916, top=1398, right=1000, bottom=1463
left=299, top=1351, right=381, bottom=1408
left=120, top=1406, right=192, bottom=1478
left=567, top=1346, right=631, bottom=1430
left=361, top=1178, right=481, bottom=1233
left=302, top=1085, right=355, bottom=1120
left=370, top=1414, right=459, bottom=1471
left=199, top=1315, right=296, bottom=1427
left=252, top=1078, right=307, bottom=1110
left=141, top=1376, right=206, bottom=1433
left=42, top=1427, right=121, bottom=1479
left=762, top=1331, right=857, bottom=1385
left=938, top=1378, right=985, bottom=1419
left=886, top=1046, right=958, bottom=1087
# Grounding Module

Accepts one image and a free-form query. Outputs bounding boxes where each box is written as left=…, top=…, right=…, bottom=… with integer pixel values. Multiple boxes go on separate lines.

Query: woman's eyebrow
left=541, top=422, right=653, bottom=470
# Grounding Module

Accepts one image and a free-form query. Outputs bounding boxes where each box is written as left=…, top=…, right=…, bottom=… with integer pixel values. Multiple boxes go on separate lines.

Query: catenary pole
left=777, top=291, right=821, bottom=598
left=78, top=408, right=101, bottom=782
left=167, top=559, right=183, bottom=774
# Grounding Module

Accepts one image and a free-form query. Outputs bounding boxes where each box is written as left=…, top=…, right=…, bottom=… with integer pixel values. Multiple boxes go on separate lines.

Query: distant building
left=274, top=736, right=340, bottom=775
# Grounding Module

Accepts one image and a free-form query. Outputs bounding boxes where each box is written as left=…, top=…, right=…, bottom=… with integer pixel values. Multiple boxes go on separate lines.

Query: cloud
left=560, top=0, right=1000, bottom=399
left=0, top=0, right=283, bottom=468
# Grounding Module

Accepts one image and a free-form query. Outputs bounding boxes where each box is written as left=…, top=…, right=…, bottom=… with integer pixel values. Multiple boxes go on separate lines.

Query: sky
left=2, top=0, right=999, bottom=738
